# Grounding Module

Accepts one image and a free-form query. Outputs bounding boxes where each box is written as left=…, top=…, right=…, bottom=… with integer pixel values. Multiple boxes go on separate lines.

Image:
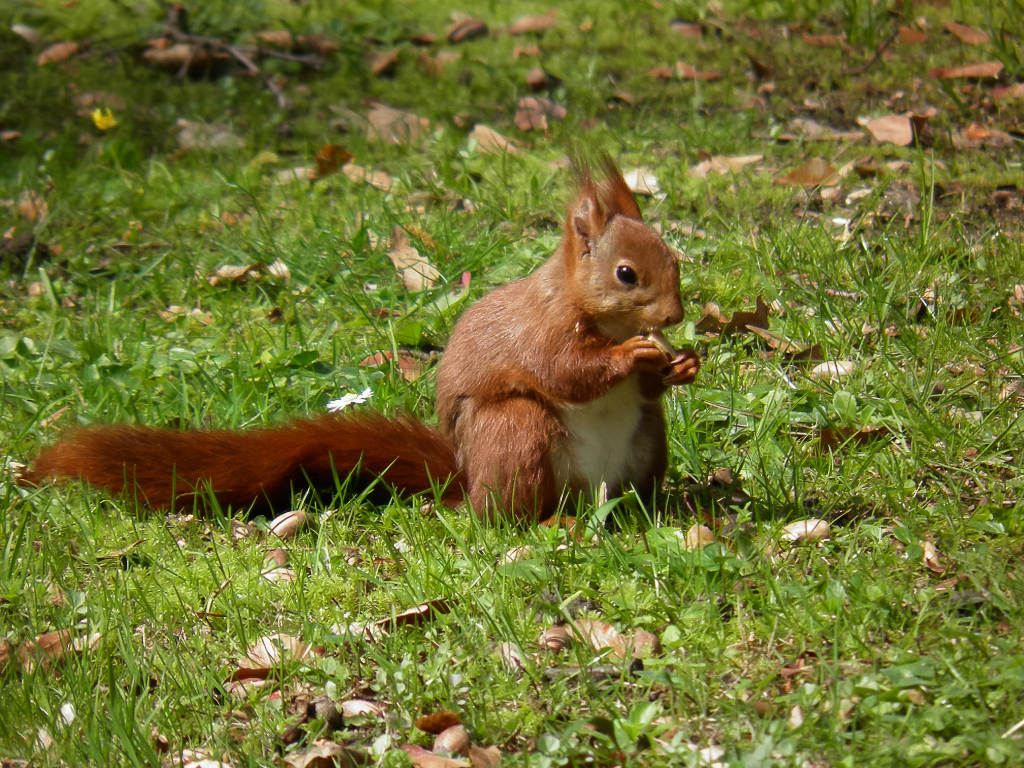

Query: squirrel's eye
left=615, top=265, right=638, bottom=285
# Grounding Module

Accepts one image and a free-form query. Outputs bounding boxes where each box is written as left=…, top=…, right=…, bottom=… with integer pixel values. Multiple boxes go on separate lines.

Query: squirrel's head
left=562, top=157, right=684, bottom=342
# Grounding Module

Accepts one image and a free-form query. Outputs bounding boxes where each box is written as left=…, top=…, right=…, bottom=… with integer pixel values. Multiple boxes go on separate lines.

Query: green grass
left=2, top=0, right=1024, bottom=765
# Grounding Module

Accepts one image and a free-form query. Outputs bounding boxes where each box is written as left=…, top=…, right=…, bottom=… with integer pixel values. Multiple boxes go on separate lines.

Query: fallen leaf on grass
left=433, top=725, right=470, bottom=756
left=514, top=97, right=566, bottom=132
left=388, top=227, right=440, bottom=291
left=507, top=10, right=558, bottom=35
left=688, top=154, right=762, bottom=178
left=402, top=744, right=470, bottom=768
left=312, top=144, right=353, bottom=180
left=366, top=104, right=430, bottom=145
left=929, top=61, right=1003, bottom=79
left=683, top=524, right=716, bottom=550
left=342, top=699, right=386, bottom=718
left=922, top=540, right=948, bottom=574
left=358, top=350, right=430, bottom=382
left=207, top=260, right=290, bottom=286
left=675, top=62, right=722, bottom=80
left=37, top=41, right=79, bottom=65
left=241, top=633, right=316, bottom=668
left=17, top=191, right=48, bottom=222
left=342, top=163, right=394, bottom=192
left=944, top=21, right=989, bottom=45
left=993, top=83, right=1024, bottom=100
left=695, top=297, right=770, bottom=334
left=447, top=18, right=489, bottom=43
left=897, top=26, right=927, bottom=45
left=748, top=327, right=822, bottom=361
left=819, top=425, right=891, bottom=452
left=622, top=168, right=660, bottom=196
left=544, top=619, right=661, bottom=659
left=809, top=360, right=856, bottom=381
left=284, top=743, right=370, bottom=768
left=469, top=124, right=521, bottom=154
left=417, top=710, right=463, bottom=735
left=368, top=49, right=400, bottom=77
left=861, top=114, right=913, bottom=146
left=175, top=119, right=244, bottom=151
left=802, top=33, right=844, bottom=48
left=781, top=519, right=830, bottom=543
left=13, top=629, right=101, bottom=674
left=268, top=509, right=310, bottom=540
left=776, top=157, right=839, bottom=187
left=12, top=24, right=41, bottom=44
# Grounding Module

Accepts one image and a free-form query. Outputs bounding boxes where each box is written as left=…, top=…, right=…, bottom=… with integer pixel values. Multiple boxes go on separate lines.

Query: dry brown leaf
left=433, top=725, right=470, bottom=756
left=19, top=629, right=100, bottom=673
left=37, top=41, right=79, bottom=65
left=297, top=33, right=339, bottom=56
left=175, top=119, right=243, bottom=151
left=897, top=26, right=928, bottom=45
left=369, top=49, right=400, bottom=77
left=207, top=261, right=287, bottom=286
left=993, top=83, right=1024, bottom=100
left=342, top=699, right=386, bottom=718
left=646, top=65, right=675, bottom=79
left=366, top=104, right=430, bottom=144
left=776, top=157, right=839, bottom=187
left=312, top=144, right=353, bottom=180
left=507, top=10, right=558, bottom=35
left=802, top=33, right=844, bottom=47
left=368, top=599, right=451, bottom=637
left=416, top=710, right=463, bottom=735
left=359, top=350, right=428, bottom=382
left=688, top=154, right=763, bottom=178
left=466, top=745, right=501, bottom=768
left=18, top=191, right=48, bottom=222
left=819, top=425, right=890, bottom=452
left=242, top=633, right=314, bottom=668
left=284, top=743, right=370, bottom=768
left=470, top=124, right=521, bottom=154
left=862, top=114, right=913, bottom=146
left=929, top=61, right=1003, bottom=79
left=781, top=519, right=830, bottom=543
left=514, top=97, right=566, bottom=132
left=255, top=30, right=294, bottom=49
left=569, top=618, right=656, bottom=659
left=695, top=296, right=770, bottom=334
left=944, top=21, right=989, bottom=45
left=675, top=61, right=721, bottom=80
left=447, top=18, right=489, bottom=43
left=402, top=745, right=470, bottom=768
left=922, top=540, right=947, bottom=573
left=684, top=524, right=716, bottom=550
left=388, top=227, right=440, bottom=291
left=342, top=164, right=394, bottom=192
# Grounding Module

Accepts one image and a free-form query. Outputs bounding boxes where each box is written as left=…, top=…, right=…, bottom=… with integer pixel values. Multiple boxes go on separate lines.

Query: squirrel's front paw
left=663, top=349, right=700, bottom=385
left=617, top=336, right=670, bottom=375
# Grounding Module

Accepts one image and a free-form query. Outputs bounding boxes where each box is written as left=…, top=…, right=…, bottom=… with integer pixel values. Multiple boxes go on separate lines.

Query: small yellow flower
left=91, top=107, right=118, bottom=131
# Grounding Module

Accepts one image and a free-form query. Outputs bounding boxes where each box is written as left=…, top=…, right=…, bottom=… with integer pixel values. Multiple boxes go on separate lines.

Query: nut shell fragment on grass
left=781, top=519, right=830, bottom=543
left=433, top=724, right=470, bottom=756
left=684, top=524, right=716, bottom=550
left=268, top=510, right=309, bottom=540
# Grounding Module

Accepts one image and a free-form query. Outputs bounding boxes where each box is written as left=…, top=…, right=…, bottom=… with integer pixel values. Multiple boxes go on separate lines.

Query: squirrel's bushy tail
left=29, top=414, right=464, bottom=514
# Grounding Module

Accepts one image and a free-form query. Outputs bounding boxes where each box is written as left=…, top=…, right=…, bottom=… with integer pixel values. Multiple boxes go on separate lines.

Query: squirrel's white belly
left=555, top=376, right=646, bottom=494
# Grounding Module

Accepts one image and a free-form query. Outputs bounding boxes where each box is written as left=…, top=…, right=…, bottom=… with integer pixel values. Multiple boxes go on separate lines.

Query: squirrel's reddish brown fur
left=28, top=156, right=700, bottom=521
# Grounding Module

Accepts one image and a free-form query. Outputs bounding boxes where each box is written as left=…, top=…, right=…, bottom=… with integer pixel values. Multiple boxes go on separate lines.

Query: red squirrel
left=27, top=157, right=700, bottom=522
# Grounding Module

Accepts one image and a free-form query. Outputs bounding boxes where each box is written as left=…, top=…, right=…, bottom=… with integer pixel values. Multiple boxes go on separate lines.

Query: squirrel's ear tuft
left=597, top=154, right=643, bottom=223
left=566, top=167, right=605, bottom=258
